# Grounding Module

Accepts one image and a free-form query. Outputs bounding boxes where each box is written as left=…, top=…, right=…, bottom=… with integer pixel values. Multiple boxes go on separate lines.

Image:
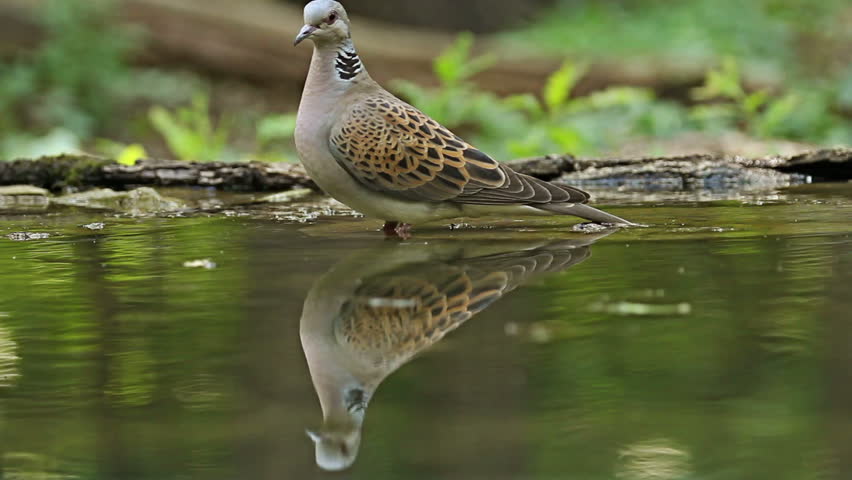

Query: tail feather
left=538, top=203, right=635, bottom=226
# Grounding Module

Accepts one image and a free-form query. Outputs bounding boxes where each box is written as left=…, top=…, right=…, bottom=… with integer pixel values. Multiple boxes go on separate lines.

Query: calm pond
left=0, top=183, right=850, bottom=479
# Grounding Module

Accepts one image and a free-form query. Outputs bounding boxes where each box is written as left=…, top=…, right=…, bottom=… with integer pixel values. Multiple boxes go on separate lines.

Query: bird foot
left=382, top=221, right=412, bottom=239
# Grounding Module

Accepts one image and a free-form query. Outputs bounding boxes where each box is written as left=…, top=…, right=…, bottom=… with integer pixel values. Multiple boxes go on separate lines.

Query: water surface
left=0, top=184, right=850, bottom=479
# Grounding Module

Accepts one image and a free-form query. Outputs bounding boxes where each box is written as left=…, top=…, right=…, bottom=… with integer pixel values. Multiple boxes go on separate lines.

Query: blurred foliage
left=254, top=113, right=300, bottom=162
left=690, top=58, right=852, bottom=143
left=0, top=0, right=848, bottom=163
left=0, top=0, right=200, bottom=160
left=0, top=0, right=297, bottom=164
left=394, top=35, right=852, bottom=158
left=147, top=97, right=299, bottom=162
left=0, top=0, right=133, bottom=158
left=149, top=94, right=233, bottom=162
left=392, top=33, right=516, bottom=147
left=508, top=0, right=851, bottom=78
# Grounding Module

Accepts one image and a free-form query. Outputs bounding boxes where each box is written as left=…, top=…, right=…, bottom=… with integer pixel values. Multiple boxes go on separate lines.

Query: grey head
left=306, top=413, right=363, bottom=472
left=294, top=0, right=352, bottom=47
left=305, top=384, right=368, bottom=471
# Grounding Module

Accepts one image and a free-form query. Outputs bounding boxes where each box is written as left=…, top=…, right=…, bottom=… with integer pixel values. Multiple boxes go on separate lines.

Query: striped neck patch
left=335, top=47, right=362, bottom=80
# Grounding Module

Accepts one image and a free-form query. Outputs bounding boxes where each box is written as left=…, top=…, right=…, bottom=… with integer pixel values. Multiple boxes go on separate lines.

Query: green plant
left=391, top=33, right=519, bottom=146
left=394, top=32, right=852, bottom=159
left=690, top=58, right=791, bottom=135
left=505, top=63, right=687, bottom=157
left=149, top=94, right=232, bottom=162
left=254, top=113, right=299, bottom=162
left=0, top=0, right=137, bottom=158
left=391, top=35, right=695, bottom=158
left=147, top=99, right=301, bottom=163
left=689, top=58, right=852, bottom=144
left=0, top=0, right=204, bottom=161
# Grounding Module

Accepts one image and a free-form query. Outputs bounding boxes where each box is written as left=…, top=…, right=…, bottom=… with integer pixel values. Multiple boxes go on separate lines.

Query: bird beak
left=294, top=25, right=318, bottom=46
left=306, top=429, right=322, bottom=443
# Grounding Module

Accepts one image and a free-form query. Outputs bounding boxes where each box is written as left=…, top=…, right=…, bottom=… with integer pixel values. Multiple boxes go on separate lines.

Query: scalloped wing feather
left=333, top=268, right=507, bottom=369
left=329, top=94, right=590, bottom=206
left=332, top=245, right=591, bottom=370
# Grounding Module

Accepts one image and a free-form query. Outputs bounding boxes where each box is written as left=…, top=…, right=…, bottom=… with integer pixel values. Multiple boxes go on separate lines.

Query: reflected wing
left=329, top=94, right=590, bottom=205
left=333, top=245, right=590, bottom=369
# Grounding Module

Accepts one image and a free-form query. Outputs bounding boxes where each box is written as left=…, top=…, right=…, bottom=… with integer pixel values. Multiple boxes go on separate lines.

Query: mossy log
left=509, top=148, right=852, bottom=188
left=1, top=148, right=849, bottom=193
left=0, top=155, right=316, bottom=192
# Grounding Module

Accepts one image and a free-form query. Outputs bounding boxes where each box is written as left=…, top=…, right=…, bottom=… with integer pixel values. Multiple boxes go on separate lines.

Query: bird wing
left=334, top=265, right=506, bottom=369
left=333, top=244, right=591, bottom=370
left=329, top=94, right=590, bottom=206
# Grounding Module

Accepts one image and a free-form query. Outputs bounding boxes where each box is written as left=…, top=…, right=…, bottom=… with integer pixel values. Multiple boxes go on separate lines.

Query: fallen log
left=0, top=155, right=316, bottom=192
left=510, top=148, right=852, bottom=185
left=1, top=148, right=849, bottom=194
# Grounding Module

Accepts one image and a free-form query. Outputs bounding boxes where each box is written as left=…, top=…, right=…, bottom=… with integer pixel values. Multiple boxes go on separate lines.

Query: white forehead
left=304, top=0, right=342, bottom=25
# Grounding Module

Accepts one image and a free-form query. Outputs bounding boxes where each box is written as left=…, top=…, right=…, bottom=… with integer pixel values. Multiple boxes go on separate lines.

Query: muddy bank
left=0, top=148, right=849, bottom=194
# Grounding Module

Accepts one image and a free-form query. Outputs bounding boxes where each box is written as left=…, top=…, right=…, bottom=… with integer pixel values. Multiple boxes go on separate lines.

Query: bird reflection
left=299, top=233, right=611, bottom=471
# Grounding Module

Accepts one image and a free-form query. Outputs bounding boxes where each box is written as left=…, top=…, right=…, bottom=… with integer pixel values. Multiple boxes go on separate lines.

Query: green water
left=0, top=184, right=850, bottom=479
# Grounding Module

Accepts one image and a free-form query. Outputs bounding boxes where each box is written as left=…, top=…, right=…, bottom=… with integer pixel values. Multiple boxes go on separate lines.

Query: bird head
left=306, top=425, right=362, bottom=472
left=295, top=0, right=351, bottom=47
left=305, top=385, right=368, bottom=471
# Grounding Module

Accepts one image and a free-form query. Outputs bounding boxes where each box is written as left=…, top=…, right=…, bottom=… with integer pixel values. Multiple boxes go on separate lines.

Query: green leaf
left=753, top=93, right=799, bottom=137
left=692, top=57, right=744, bottom=101
left=116, top=144, right=147, bottom=166
left=433, top=33, right=495, bottom=87
left=257, top=114, right=297, bottom=146
left=567, top=86, right=653, bottom=113
left=148, top=93, right=229, bottom=162
left=742, top=90, right=770, bottom=115
left=544, top=62, right=585, bottom=113
left=434, top=33, right=473, bottom=86
left=548, top=126, right=584, bottom=152
left=503, top=94, right=545, bottom=119
left=688, top=104, right=738, bottom=132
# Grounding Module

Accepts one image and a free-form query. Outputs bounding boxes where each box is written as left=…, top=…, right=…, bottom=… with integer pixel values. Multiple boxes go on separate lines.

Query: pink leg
left=382, top=221, right=400, bottom=237
left=394, top=223, right=412, bottom=240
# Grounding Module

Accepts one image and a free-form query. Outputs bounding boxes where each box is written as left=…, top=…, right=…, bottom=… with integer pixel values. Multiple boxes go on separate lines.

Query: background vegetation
left=0, top=0, right=849, bottom=163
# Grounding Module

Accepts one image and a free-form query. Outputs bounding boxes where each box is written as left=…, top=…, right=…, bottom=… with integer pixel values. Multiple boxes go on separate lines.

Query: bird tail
left=538, top=203, right=635, bottom=226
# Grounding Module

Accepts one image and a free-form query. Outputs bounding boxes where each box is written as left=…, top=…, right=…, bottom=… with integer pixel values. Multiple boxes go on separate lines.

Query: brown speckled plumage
left=329, top=93, right=592, bottom=206
left=300, top=236, right=609, bottom=471
left=334, top=267, right=505, bottom=369
left=295, top=0, right=633, bottom=236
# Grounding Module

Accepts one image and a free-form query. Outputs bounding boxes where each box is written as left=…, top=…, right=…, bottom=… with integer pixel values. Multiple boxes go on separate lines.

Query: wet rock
left=53, top=187, right=185, bottom=215
left=572, top=222, right=616, bottom=234
left=257, top=188, right=314, bottom=203
left=6, top=232, right=51, bottom=241
left=81, top=222, right=106, bottom=231
left=0, top=185, right=50, bottom=212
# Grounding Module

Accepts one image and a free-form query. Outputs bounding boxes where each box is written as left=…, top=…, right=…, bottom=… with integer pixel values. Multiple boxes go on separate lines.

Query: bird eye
left=326, top=12, right=338, bottom=24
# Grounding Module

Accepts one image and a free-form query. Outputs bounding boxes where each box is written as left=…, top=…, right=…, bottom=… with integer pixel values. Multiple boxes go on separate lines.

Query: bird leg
left=395, top=223, right=412, bottom=239
left=382, top=221, right=399, bottom=236
left=382, top=221, right=412, bottom=239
